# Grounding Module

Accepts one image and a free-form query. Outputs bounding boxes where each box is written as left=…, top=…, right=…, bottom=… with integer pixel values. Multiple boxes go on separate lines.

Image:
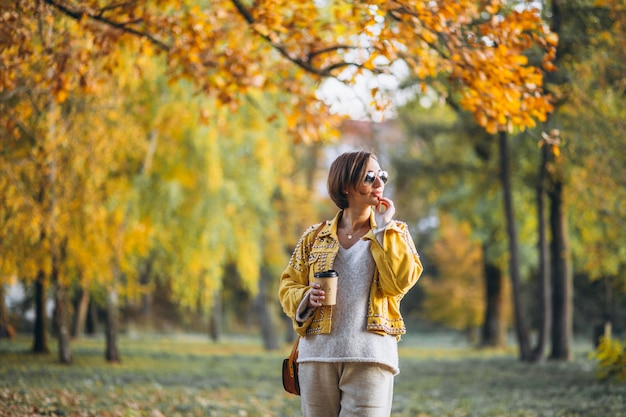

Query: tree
left=421, top=215, right=485, bottom=341
left=0, top=47, right=153, bottom=361
left=393, top=102, right=516, bottom=348
left=389, top=1, right=556, bottom=359
left=0, top=282, right=16, bottom=339
left=532, top=130, right=553, bottom=361
left=546, top=0, right=626, bottom=352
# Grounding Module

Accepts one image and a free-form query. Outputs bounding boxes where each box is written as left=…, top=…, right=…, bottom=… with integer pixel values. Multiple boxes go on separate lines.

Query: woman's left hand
left=375, top=197, right=395, bottom=227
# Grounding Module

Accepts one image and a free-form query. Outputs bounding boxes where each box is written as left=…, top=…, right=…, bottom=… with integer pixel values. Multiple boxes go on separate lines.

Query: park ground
left=0, top=333, right=624, bottom=417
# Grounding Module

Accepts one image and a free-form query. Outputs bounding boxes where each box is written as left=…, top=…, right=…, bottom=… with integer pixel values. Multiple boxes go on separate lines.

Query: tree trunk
left=592, top=277, right=613, bottom=346
left=53, top=280, right=72, bottom=364
left=32, top=271, right=50, bottom=354
left=305, top=143, right=323, bottom=192
left=532, top=143, right=552, bottom=362
left=549, top=179, right=573, bottom=360
left=139, top=258, right=153, bottom=328
left=594, top=277, right=613, bottom=346
left=545, top=0, right=572, bottom=364
left=86, top=298, right=98, bottom=335
left=498, top=131, right=532, bottom=360
left=49, top=237, right=71, bottom=364
left=481, top=258, right=506, bottom=348
left=71, top=287, right=90, bottom=339
left=105, top=288, right=121, bottom=363
left=0, top=284, right=15, bottom=339
left=253, top=268, right=279, bottom=351
left=209, top=290, right=222, bottom=342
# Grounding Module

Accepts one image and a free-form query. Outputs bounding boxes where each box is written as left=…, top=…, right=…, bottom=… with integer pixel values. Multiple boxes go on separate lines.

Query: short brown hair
left=327, top=151, right=376, bottom=209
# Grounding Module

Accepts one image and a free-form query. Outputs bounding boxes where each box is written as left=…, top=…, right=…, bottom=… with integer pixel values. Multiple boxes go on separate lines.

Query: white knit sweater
left=297, top=238, right=399, bottom=375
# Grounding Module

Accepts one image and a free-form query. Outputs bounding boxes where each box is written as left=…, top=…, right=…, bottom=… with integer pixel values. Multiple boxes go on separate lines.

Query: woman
left=278, top=150, right=423, bottom=417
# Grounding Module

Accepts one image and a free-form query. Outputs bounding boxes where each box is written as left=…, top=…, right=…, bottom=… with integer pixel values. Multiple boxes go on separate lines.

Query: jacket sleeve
left=278, top=225, right=318, bottom=333
left=370, top=220, right=423, bottom=297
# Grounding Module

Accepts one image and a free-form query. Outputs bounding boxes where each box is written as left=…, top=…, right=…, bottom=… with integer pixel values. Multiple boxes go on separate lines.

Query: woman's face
left=348, top=157, right=386, bottom=208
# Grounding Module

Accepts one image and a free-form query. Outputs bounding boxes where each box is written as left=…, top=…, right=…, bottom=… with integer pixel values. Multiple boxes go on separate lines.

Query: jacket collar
left=318, top=209, right=378, bottom=240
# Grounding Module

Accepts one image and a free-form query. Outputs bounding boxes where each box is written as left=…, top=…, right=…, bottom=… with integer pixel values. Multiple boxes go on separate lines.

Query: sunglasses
left=364, top=170, right=389, bottom=185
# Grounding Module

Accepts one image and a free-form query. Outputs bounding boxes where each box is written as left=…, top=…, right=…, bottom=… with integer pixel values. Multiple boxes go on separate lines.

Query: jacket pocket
left=307, top=251, right=323, bottom=270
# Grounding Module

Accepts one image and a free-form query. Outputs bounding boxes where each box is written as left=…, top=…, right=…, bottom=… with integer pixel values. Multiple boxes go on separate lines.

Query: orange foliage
left=1, top=0, right=557, bottom=142
left=421, top=214, right=485, bottom=331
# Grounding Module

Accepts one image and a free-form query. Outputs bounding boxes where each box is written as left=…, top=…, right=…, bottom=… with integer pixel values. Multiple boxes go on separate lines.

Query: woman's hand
left=375, top=197, right=395, bottom=227
left=309, top=283, right=325, bottom=308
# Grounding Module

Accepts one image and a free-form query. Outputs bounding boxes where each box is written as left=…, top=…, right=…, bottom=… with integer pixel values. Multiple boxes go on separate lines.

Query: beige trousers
left=298, top=362, right=395, bottom=417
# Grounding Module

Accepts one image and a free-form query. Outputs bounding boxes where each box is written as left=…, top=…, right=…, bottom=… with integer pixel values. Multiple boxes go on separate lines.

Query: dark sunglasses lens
left=364, top=170, right=388, bottom=185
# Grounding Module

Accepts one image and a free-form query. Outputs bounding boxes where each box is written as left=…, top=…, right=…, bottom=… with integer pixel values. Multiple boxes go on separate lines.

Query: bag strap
left=290, top=336, right=300, bottom=359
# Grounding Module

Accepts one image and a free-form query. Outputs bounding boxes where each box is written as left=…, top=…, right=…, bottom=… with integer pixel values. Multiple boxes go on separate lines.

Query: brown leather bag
left=282, top=337, right=300, bottom=395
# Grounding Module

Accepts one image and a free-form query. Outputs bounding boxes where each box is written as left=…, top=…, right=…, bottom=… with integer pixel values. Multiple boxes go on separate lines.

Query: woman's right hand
left=375, top=197, right=395, bottom=227
left=309, top=283, right=326, bottom=307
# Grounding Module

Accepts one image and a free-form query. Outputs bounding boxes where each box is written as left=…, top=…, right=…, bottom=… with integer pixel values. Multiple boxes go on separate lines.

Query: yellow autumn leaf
left=513, top=54, right=528, bottom=65
left=546, top=32, right=559, bottom=46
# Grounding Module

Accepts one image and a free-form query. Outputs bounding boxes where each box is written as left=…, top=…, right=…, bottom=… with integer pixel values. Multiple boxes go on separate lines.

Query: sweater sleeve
left=295, top=290, right=315, bottom=323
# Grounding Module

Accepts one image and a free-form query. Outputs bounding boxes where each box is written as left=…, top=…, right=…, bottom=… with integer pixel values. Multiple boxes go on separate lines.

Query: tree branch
left=229, top=0, right=364, bottom=77
left=44, top=0, right=374, bottom=78
left=43, top=0, right=170, bottom=51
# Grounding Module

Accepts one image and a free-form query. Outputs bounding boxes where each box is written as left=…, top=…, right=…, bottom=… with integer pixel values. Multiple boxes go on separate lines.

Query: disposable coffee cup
left=314, top=270, right=338, bottom=306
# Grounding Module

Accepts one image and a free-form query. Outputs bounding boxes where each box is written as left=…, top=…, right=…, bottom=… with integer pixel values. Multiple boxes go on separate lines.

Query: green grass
left=0, top=334, right=623, bottom=417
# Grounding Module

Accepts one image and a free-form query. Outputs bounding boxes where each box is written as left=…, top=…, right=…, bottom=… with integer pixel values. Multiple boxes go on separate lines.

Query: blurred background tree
left=420, top=214, right=486, bottom=343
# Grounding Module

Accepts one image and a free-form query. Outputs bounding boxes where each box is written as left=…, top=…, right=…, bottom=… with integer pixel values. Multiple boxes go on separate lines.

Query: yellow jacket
left=278, top=210, right=423, bottom=339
